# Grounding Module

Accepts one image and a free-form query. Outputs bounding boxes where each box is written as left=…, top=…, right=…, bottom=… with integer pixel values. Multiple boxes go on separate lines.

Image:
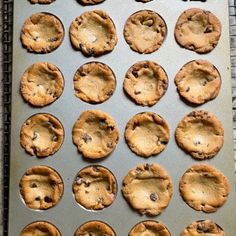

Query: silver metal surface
left=9, top=0, right=236, bottom=235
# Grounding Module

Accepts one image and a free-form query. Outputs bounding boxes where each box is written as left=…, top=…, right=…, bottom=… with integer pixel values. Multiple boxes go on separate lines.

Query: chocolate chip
left=132, top=69, right=139, bottom=78
left=134, top=91, right=141, bottom=95
left=107, top=90, right=114, bottom=96
left=82, top=134, right=92, bottom=143
left=185, top=86, right=190, bottom=92
left=144, top=163, right=150, bottom=170
left=150, top=193, right=158, bottom=201
left=107, top=142, right=113, bottom=148
left=32, top=132, right=39, bottom=141
left=84, top=181, right=90, bottom=187
left=132, top=122, right=139, bottom=130
left=30, top=183, right=37, bottom=188
left=44, top=196, right=53, bottom=203
left=47, top=37, right=58, bottom=42
left=35, top=197, right=40, bottom=201
left=136, top=167, right=142, bottom=174
left=79, top=70, right=86, bottom=77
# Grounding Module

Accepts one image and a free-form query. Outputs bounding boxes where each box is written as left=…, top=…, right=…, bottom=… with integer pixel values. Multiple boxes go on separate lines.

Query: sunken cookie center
left=31, top=123, right=57, bottom=150
left=187, top=14, right=208, bottom=34
left=186, top=173, right=223, bottom=203
left=29, top=22, right=59, bottom=42
left=128, top=178, right=168, bottom=208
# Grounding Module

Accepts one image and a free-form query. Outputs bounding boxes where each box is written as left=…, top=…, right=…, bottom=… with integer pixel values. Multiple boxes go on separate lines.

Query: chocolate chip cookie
left=72, top=110, right=119, bottom=159
left=70, top=10, right=117, bottom=57
left=181, top=220, right=225, bottom=236
left=122, top=163, right=173, bottom=216
left=74, top=62, right=116, bottom=104
left=179, top=164, right=230, bottom=213
left=175, top=60, right=221, bottom=104
left=175, top=110, right=224, bottom=160
left=77, top=0, right=105, bottom=5
left=21, top=13, right=64, bottom=53
left=129, top=221, right=171, bottom=236
left=19, top=166, right=64, bottom=210
left=74, top=221, right=116, bottom=236
left=21, top=221, right=61, bottom=236
left=123, top=61, right=168, bottom=106
left=175, top=8, right=222, bottom=53
left=20, top=62, right=64, bottom=107
left=125, top=112, right=170, bottom=157
left=73, top=165, right=117, bottom=210
left=20, top=113, right=64, bottom=157
left=29, top=0, right=55, bottom=3
left=124, top=10, right=167, bottom=54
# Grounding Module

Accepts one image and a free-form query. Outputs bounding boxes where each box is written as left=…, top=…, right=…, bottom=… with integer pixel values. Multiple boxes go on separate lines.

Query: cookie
left=175, top=60, right=221, bottom=104
left=21, top=221, right=61, bottom=236
left=19, top=166, right=64, bottom=210
left=122, top=163, right=173, bottom=216
left=77, top=0, right=105, bottom=5
left=175, top=110, right=224, bottom=160
left=21, top=13, right=64, bottom=53
left=20, top=113, right=64, bottom=157
left=73, top=165, right=117, bottom=210
left=181, top=220, right=225, bottom=236
left=74, top=62, right=116, bottom=104
left=123, top=61, right=168, bottom=106
left=29, top=0, right=55, bottom=3
left=124, top=10, right=167, bottom=54
left=75, top=221, right=115, bottom=236
left=72, top=110, right=119, bottom=159
left=129, top=221, right=170, bottom=236
left=70, top=10, right=117, bottom=57
left=20, top=62, right=64, bottom=107
left=179, top=164, right=230, bottom=213
left=125, top=112, right=169, bottom=157
left=174, top=8, right=222, bottom=53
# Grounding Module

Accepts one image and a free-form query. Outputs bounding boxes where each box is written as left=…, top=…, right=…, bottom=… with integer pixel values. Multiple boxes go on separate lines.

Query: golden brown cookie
left=175, top=110, right=224, bottom=160
left=75, top=221, right=116, bottom=236
left=77, top=0, right=105, bottom=5
left=125, top=112, right=170, bottom=157
left=122, top=163, right=173, bottom=216
left=175, top=60, right=221, bottom=104
left=70, top=10, right=117, bottom=57
left=129, top=221, right=170, bottom=236
left=74, top=62, right=116, bottom=104
left=124, top=10, right=167, bottom=54
left=20, top=113, right=64, bottom=157
left=179, top=164, right=230, bottom=213
left=19, top=166, right=64, bottom=210
left=181, top=220, right=225, bottom=236
left=174, top=8, right=222, bottom=53
left=72, top=110, right=119, bottom=159
left=123, top=61, right=168, bottom=106
left=21, top=221, right=61, bottom=236
left=21, top=13, right=64, bottom=53
left=20, top=62, right=64, bottom=107
left=73, top=165, right=117, bottom=210
left=29, top=0, right=55, bottom=4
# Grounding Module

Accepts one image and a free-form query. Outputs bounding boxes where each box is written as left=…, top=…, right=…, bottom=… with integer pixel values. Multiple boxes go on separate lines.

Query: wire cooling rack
left=2, top=0, right=236, bottom=235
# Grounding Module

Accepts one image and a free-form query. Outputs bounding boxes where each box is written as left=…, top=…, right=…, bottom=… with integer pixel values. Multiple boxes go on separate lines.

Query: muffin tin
left=9, top=0, right=236, bottom=235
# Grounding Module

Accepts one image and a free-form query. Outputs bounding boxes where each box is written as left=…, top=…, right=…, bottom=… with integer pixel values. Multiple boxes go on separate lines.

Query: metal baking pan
left=8, top=0, right=236, bottom=235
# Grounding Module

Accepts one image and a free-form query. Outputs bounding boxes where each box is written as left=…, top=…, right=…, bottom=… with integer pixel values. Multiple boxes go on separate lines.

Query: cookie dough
left=175, top=110, right=224, bottom=160
left=70, top=10, right=117, bottom=57
left=125, top=112, right=170, bottom=157
left=21, top=221, right=61, bottom=236
left=21, top=13, right=64, bottom=53
left=75, top=221, right=116, bottom=236
left=123, top=61, right=168, bottom=106
left=77, top=0, right=105, bottom=5
left=29, top=0, right=55, bottom=4
left=181, top=220, right=225, bottom=236
left=175, top=60, right=221, bottom=104
left=174, top=8, right=222, bottom=53
left=129, top=221, right=170, bottom=236
left=20, top=113, right=64, bottom=157
left=72, top=110, right=119, bottom=159
left=73, top=165, right=117, bottom=210
left=122, top=163, right=173, bottom=216
left=19, top=166, right=64, bottom=210
left=124, top=10, right=167, bottom=54
left=179, top=164, right=230, bottom=213
left=74, top=62, right=116, bottom=104
left=20, top=62, right=64, bottom=107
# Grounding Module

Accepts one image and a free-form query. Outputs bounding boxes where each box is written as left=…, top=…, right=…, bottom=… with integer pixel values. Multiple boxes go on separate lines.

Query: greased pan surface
left=9, top=0, right=236, bottom=235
